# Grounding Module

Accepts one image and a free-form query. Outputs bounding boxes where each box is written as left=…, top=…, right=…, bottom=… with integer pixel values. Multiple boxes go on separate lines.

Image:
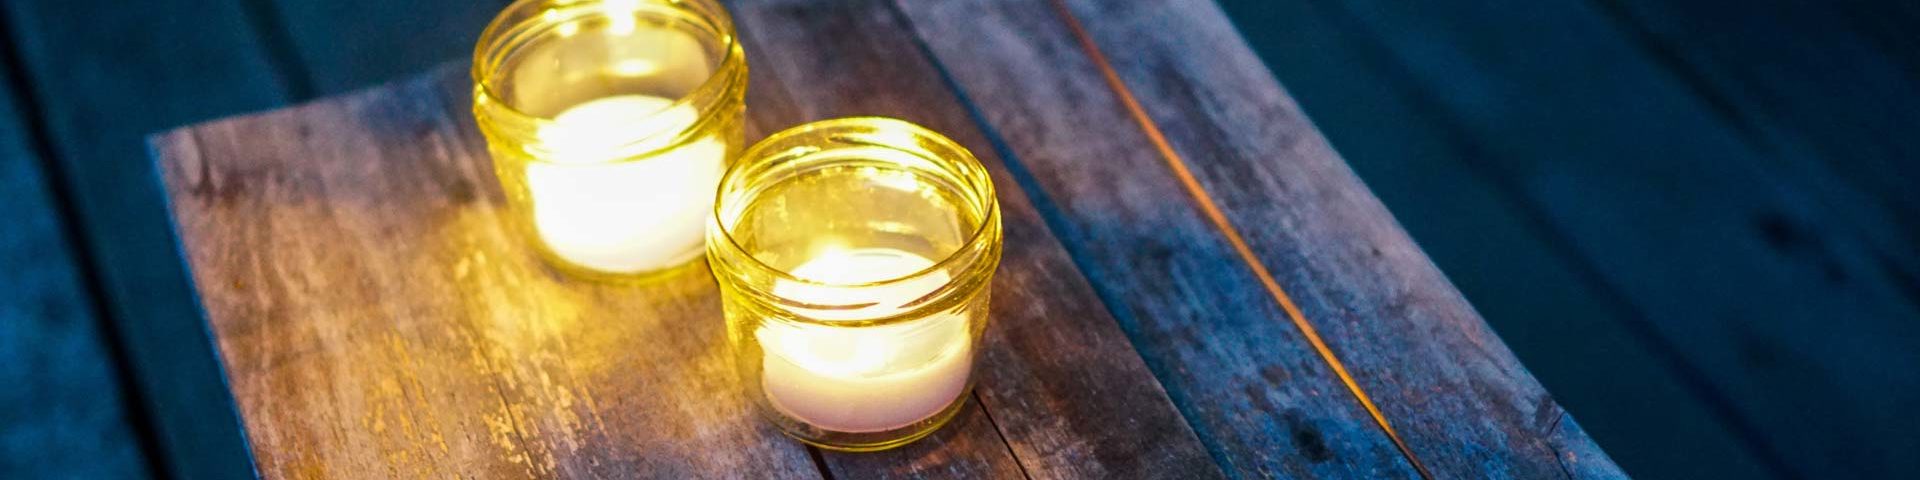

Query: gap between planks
left=1038, top=0, right=1433, bottom=478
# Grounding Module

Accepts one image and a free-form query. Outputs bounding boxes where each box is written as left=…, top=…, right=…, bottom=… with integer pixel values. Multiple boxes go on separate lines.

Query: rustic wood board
left=150, top=0, right=1614, bottom=477
left=898, top=0, right=1621, bottom=478
left=151, top=22, right=1218, bottom=480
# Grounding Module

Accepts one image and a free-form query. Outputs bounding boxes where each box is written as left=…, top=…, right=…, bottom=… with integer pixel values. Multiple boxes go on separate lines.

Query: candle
left=472, top=0, right=747, bottom=279
left=757, top=248, right=973, bottom=433
left=526, top=95, right=725, bottom=273
left=709, top=117, right=1001, bottom=450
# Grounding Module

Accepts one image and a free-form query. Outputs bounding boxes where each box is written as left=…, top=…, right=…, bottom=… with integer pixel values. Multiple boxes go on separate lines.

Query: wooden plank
left=0, top=35, right=150, bottom=479
left=898, top=0, right=1623, bottom=477
left=1211, top=0, right=1779, bottom=477
left=817, top=396, right=1026, bottom=479
left=730, top=0, right=1222, bottom=477
left=153, top=68, right=822, bottom=478
left=156, top=22, right=1225, bottom=474
left=0, top=0, right=288, bottom=477
left=265, top=0, right=509, bottom=95
left=1293, top=0, right=1920, bottom=476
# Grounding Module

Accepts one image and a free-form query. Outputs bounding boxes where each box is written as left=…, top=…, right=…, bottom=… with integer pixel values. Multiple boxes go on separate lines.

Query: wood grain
left=1210, top=1, right=1778, bottom=477
left=153, top=5, right=1227, bottom=473
left=732, top=0, right=1222, bottom=477
left=1298, top=0, right=1920, bottom=476
left=156, top=69, right=820, bottom=479
left=0, top=0, right=285, bottom=476
left=897, top=0, right=1623, bottom=477
left=0, top=37, right=149, bottom=479
left=818, top=395, right=1026, bottom=480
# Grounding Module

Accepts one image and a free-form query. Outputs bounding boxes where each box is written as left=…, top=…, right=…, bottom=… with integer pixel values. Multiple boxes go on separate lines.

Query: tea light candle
left=756, top=248, right=974, bottom=433
left=710, top=117, right=1000, bottom=450
left=527, top=94, right=725, bottom=273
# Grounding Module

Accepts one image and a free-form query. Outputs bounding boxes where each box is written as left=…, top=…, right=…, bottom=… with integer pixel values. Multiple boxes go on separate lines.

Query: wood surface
left=899, top=0, right=1620, bottom=477
left=1244, top=0, right=1920, bottom=477
left=150, top=0, right=1618, bottom=477
left=730, top=1, right=1222, bottom=477
left=1211, top=2, right=1780, bottom=478
left=156, top=70, right=821, bottom=478
left=151, top=3, right=1226, bottom=472
left=0, top=0, right=284, bottom=476
left=0, top=34, right=149, bottom=478
left=1, top=0, right=1901, bottom=477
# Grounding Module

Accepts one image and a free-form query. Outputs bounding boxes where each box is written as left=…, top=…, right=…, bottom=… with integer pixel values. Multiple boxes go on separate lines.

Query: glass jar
left=708, top=118, right=1004, bottom=451
left=473, top=0, right=747, bottom=280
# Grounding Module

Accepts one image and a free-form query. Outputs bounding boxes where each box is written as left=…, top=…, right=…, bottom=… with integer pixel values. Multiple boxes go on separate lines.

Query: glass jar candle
left=473, top=0, right=746, bottom=279
left=708, top=118, right=1003, bottom=451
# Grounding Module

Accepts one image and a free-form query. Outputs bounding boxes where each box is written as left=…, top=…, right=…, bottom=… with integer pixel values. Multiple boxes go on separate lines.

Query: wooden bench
left=149, top=0, right=1621, bottom=477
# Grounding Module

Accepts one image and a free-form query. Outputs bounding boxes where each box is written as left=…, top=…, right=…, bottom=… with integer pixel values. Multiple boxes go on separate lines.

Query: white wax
left=527, top=95, right=724, bottom=274
left=758, top=248, right=973, bottom=433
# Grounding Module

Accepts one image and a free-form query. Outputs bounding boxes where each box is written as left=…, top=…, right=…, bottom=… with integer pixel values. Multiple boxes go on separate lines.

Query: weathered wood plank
left=0, top=0, right=288, bottom=476
left=1211, top=0, right=1778, bottom=477
left=818, top=397, right=1026, bottom=479
left=155, top=69, right=822, bottom=478
left=1297, top=0, right=1920, bottom=476
left=157, top=33, right=1226, bottom=476
left=265, top=0, right=509, bottom=95
left=899, top=0, right=1623, bottom=477
left=730, top=0, right=1222, bottom=477
left=0, top=36, right=150, bottom=479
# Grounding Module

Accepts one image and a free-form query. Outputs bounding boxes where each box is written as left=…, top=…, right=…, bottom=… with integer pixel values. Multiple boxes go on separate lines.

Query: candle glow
left=758, top=248, right=973, bottom=433
left=527, top=95, right=724, bottom=273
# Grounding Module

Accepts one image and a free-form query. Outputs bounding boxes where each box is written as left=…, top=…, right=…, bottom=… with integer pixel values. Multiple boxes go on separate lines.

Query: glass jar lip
left=710, top=117, right=1002, bottom=290
left=470, top=0, right=745, bottom=159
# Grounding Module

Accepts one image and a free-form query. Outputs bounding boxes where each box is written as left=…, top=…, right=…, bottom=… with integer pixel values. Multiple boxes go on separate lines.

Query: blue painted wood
left=901, top=0, right=1622, bottom=476
left=1229, top=0, right=1920, bottom=476
left=0, top=0, right=289, bottom=477
left=0, top=33, right=150, bottom=480
left=1212, top=1, right=1777, bottom=478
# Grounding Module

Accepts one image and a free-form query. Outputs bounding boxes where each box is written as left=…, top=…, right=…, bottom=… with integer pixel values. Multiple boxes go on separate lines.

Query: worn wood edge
left=1063, top=0, right=1622, bottom=475
left=1052, top=0, right=1621, bottom=475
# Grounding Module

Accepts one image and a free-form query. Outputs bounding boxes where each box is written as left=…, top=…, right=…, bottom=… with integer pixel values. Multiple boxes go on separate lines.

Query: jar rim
left=709, top=117, right=1002, bottom=293
left=470, top=0, right=745, bottom=159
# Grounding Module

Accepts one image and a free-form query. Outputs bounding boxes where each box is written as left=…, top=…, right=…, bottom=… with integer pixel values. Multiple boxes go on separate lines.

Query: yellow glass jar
left=708, top=118, right=1004, bottom=451
left=473, top=0, right=746, bottom=280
